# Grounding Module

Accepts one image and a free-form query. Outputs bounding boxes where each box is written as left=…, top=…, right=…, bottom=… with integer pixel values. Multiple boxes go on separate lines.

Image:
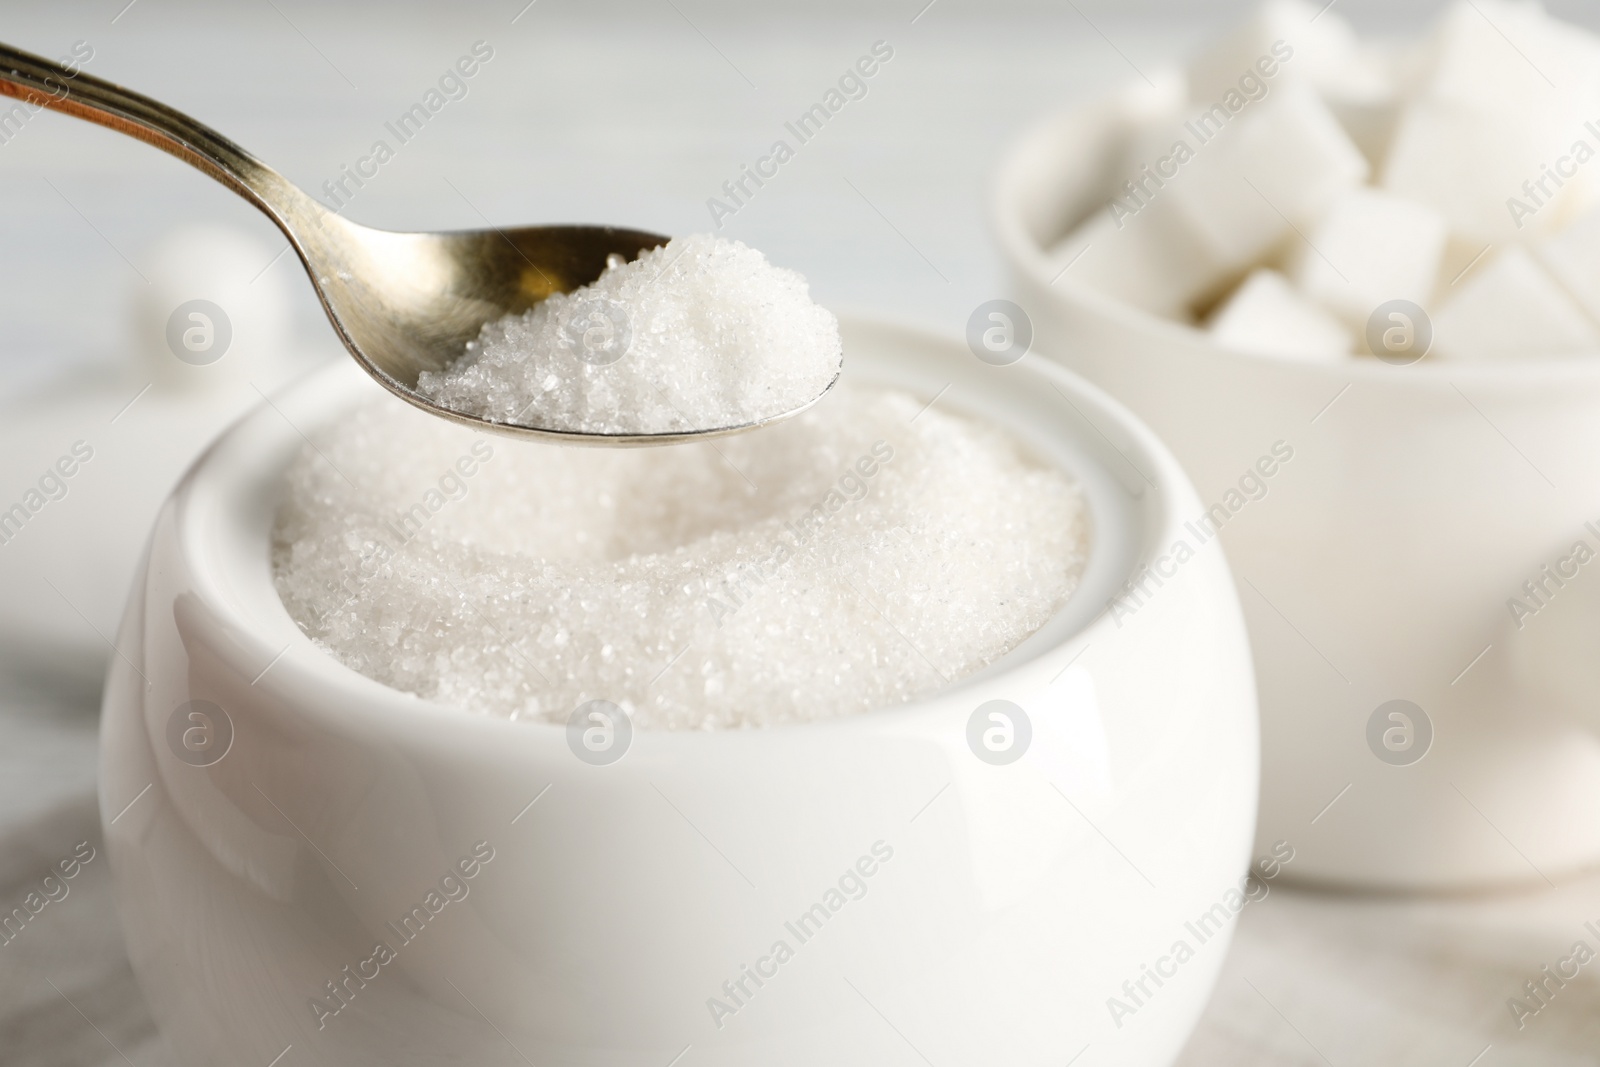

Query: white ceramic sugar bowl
left=100, top=316, right=1258, bottom=1066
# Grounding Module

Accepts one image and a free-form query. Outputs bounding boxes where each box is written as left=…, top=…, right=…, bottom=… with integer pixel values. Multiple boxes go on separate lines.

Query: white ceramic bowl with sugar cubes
left=995, top=0, right=1600, bottom=890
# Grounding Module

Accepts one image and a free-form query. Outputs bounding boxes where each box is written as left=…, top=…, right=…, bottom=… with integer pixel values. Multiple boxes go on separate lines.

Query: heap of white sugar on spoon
left=417, top=234, right=844, bottom=436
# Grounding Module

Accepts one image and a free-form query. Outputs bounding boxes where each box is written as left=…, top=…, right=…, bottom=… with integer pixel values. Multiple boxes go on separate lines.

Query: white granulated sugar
left=415, top=234, right=843, bottom=435
left=272, top=384, right=1089, bottom=730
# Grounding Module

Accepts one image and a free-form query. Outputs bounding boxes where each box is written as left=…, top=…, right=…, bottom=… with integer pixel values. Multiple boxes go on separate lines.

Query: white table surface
left=4, top=2, right=1600, bottom=1064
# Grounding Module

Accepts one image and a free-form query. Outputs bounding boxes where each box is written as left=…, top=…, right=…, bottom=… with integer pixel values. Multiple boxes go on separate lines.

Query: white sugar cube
left=1381, top=0, right=1600, bottom=242
left=1187, top=0, right=1362, bottom=104
left=1289, top=188, right=1447, bottom=328
left=1354, top=42, right=1432, bottom=170
left=1382, top=96, right=1586, bottom=243
left=1433, top=236, right=1496, bottom=301
left=1534, top=207, right=1600, bottom=323
left=1110, top=67, right=1194, bottom=173
left=1314, top=37, right=1407, bottom=169
left=1049, top=197, right=1227, bottom=318
left=1207, top=268, right=1353, bottom=360
left=1166, top=83, right=1369, bottom=271
left=1417, top=0, right=1600, bottom=115
left=1432, top=245, right=1600, bottom=361
left=1115, top=114, right=1191, bottom=196
left=1326, top=91, right=1401, bottom=172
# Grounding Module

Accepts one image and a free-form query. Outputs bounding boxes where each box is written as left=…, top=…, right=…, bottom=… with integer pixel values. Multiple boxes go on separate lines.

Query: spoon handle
left=0, top=41, right=321, bottom=231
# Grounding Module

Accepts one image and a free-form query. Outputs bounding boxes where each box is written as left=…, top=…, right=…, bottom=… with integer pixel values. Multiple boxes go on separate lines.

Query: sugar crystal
left=272, top=384, right=1089, bottom=729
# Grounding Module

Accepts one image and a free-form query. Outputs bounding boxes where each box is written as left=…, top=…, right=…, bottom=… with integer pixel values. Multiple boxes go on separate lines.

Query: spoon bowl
left=0, top=42, right=835, bottom=445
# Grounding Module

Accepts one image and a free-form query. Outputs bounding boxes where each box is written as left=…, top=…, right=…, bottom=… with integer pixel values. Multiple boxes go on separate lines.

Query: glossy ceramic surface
left=100, top=316, right=1257, bottom=1065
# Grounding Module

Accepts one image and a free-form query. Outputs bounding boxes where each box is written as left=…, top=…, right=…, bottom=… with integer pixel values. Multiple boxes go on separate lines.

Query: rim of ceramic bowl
left=992, top=86, right=1600, bottom=390
left=164, top=312, right=1204, bottom=745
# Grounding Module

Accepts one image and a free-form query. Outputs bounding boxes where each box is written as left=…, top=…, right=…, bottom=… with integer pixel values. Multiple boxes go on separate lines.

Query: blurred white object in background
left=1185, top=0, right=1364, bottom=104
left=133, top=224, right=295, bottom=388
left=1049, top=76, right=1369, bottom=323
left=990, top=0, right=1600, bottom=891
left=1532, top=205, right=1600, bottom=325
left=0, top=223, right=321, bottom=683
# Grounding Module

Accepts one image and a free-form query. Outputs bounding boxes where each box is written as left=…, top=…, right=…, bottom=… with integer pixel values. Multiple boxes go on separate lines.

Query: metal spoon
left=0, top=42, right=838, bottom=446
